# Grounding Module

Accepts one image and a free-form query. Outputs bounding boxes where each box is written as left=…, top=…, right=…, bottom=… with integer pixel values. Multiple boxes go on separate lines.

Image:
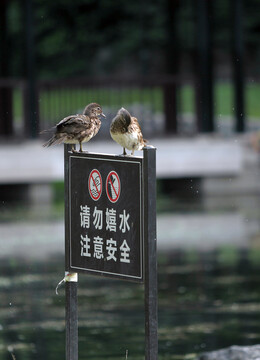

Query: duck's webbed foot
left=79, top=143, right=88, bottom=153
left=71, top=145, right=77, bottom=153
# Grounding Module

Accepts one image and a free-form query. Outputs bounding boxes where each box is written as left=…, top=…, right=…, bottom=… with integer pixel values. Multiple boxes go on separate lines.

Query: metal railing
left=37, top=76, right=195, bottom=139
left=0, top=75, right=202, bottom=139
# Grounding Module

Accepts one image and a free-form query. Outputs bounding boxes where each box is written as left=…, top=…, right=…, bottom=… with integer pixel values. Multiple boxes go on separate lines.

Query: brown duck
left=42, top=103, right=106, bottom=152
left=110, top=107, right=147, bottom=155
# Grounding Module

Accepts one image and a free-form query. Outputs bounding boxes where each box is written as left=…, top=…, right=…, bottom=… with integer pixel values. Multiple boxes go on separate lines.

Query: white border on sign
left=68, top=155, right=143, bottom=280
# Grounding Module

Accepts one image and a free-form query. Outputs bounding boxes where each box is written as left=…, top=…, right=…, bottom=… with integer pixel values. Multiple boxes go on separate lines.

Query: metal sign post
left=143, top=146, right=158, bottom=359
left=64, top=144, right=78, bottom=360
left=64, top=144, right=157, bottom=360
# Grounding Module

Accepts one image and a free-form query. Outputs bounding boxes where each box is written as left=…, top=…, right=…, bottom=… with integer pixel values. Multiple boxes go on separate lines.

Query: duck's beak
left=101, top=113, right=106, bottom=118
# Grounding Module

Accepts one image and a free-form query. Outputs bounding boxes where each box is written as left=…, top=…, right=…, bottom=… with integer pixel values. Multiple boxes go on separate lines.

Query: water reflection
left=0, top=248, right=260, bottom=359
left=158, top=249, right=260, bottom=358
left=1, top=191, right=260, bottom=359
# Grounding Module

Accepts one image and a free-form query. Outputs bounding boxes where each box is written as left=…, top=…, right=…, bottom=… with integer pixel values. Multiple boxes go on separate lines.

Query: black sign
left=67, top=152, right=143, bottom=282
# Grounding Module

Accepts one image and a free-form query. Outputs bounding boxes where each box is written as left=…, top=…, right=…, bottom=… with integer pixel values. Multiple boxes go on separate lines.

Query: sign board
left=66, top=152, right=143, bottom=282
left=64, top=146, right=157, bottom=360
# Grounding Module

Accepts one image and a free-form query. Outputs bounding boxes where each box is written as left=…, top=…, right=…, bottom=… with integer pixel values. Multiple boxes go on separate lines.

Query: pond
left=0, top=193, right=260, bottom=360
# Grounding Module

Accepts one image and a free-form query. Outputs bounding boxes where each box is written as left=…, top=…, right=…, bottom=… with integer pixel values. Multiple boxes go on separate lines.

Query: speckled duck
left=42, top=103, right=106, bottom=152
left=110, top=107, right=147, bottom=155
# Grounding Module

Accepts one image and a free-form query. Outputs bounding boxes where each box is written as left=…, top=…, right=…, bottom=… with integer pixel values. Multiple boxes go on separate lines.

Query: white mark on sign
left=106, top=171, right=120, bottom=203
left=120, top=240, right=131, bottom=263
left=93, top=206, right=103, bottom=230
left=80, top=234, right=91, bottom=257
left=119, top=210, right=130, bottom=233
left=80, top=205, right=90, bottom=228
left=88, top=169, right=102, bottom=201
left=106, top=238, right=117, bottom=261
left=106, top=208, right=117, bottom=232
left=93, top=236, right=104, bottom=259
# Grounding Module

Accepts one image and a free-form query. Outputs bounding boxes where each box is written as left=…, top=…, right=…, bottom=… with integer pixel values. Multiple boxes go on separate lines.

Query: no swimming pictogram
left=88, top=169, right=102, bottom=201
left=106, top=171, right=121, bottom=203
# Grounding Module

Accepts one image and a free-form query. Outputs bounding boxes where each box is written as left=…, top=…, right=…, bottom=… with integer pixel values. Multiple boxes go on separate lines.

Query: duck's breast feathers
left=92, top=118, right=101, bottom=136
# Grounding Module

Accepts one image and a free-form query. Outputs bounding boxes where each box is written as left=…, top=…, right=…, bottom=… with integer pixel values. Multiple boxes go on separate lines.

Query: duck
left=110, top=107, right=147, bottom=155
left=42, top=103, right=106, bottom=152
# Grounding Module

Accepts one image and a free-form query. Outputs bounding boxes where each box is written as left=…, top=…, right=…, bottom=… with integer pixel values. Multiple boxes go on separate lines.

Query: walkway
left=0, top=135, right=246, bottom=183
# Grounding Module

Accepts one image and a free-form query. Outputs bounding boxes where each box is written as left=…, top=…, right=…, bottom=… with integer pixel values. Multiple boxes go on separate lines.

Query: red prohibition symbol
left=88, top=169, right=102, bottom=201
left=106, top=171, right=121, bottom=203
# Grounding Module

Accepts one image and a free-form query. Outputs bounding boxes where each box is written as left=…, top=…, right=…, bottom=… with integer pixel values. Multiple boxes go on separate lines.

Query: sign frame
left=66, top=152, right=144, bottom=282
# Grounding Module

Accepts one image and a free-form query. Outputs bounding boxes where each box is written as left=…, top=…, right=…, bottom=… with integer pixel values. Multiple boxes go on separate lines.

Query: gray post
left=64, top=144, right=78, bottom=360
left=196, top=0, right=214, bottom=132
left=25, top=0, right=38, bottom=138
left=231, top=0, right=245, bottom=132
left=143, top=146, right=158, bottom=359
left=0, top=0, right=13, bottom=136
left=65, top=282, right=78, bottom=360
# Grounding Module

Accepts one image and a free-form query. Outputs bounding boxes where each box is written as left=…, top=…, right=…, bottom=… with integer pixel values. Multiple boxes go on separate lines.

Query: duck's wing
left=57, top=114, right=90, bottom=128
left=130, top=117, right=143, bottom=133
left=130, top=117, right=148, bottom=146
left=56, top=115, right=94, bottom=137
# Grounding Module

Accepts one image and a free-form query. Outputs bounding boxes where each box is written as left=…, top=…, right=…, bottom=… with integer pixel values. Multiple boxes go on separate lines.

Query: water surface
left=1, top=248, right=260, bottom=360
left=0, top=196, right=260, bottom=359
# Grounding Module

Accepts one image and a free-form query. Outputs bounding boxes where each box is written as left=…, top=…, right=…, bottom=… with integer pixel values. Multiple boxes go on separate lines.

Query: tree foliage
left=6, top=0, right=260, bottom=79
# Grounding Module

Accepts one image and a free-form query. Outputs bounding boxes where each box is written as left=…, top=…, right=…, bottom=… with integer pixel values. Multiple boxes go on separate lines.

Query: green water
left=1, top=248, right=260, bottom=360
left=1, top=191, right=260, bottom=359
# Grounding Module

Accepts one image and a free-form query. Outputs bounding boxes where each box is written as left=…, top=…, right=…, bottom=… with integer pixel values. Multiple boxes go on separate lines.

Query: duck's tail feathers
left=143, top=138, right=148, bottom=147
left=42, top=134, right=65, bottom=147
left=39, top=126, right=56, bottom=135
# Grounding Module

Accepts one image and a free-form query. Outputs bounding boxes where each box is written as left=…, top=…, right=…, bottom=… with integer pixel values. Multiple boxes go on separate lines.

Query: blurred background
left=0, top=0, right=260, bottom=359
